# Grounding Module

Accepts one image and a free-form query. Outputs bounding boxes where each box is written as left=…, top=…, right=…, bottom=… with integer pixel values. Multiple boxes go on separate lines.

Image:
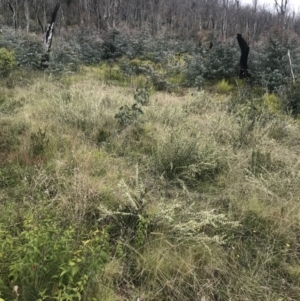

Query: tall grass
left=1, top=70, right=300, bottom=301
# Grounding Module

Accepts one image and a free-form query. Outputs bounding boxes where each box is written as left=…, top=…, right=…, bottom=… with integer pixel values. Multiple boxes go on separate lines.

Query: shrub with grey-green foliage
left=185, top=43, right=238, bottom=86
left=204, top=44, right=238, bottom=80
left=100, top=29, right=129, bottom=60
left=184, top=51, right=207, bottom=87
left=134, top=88, right=149, bottom=105
left=252, top=33, right=300, bottom=92
left=115, top=104, right=144, bottom=127
left=75, top=30, right=103, bottom=65
left=130, top=29, right=152, bottom=58
left=16, top=36, right=42, bottom=69
left=49, top=40, right=81, bottom=74
left=0, top=27, right=42, bottom=69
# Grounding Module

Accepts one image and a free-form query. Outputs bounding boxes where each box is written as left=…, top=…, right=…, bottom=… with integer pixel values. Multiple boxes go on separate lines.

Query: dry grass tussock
left=1, top=71, right=300, bottom=301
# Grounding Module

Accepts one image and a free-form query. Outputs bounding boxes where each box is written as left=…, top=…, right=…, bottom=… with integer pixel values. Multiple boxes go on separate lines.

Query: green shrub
left=150, top=71, right=168, bottom=91
left=134, top=88, right=149, bottom=105
left=184, top=53, right=206, bottom=87
left=0, top=212, right=110, bottom=301
left=76, top=31, right=103, bottom=65
left=217, top=79, right=233, bottom=94
left=252, top=33, right=300, bottom=92
left=0, top=48, right=16, bottom=77
left=114, top=88, right=150, bottom=128
left=0, top=28, right=42, bottom=69
left=49, top=41, right=81, bottom=74
left=262, top=93, right=281, bottom=114
left=114, top=104, right=143, bottom=127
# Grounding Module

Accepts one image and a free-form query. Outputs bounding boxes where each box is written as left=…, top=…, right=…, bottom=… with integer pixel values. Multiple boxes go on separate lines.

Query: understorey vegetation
left=1, top=1, right=300, bottom=301
left=1, top=62, right=300, bottom=300
left=1, top=25, right=300, bottom=111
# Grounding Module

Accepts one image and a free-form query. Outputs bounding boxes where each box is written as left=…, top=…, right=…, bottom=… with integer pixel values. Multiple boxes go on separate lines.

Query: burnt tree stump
left=41, top=2, right=60, bottom=69
left=237, top=33, right=251, bottom=79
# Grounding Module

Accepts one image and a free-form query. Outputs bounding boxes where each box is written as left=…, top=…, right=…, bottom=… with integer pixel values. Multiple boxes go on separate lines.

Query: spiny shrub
left=100, top=165, right=152, bottom=248
left=184, top=43, right=238, bottom=86
left=149, top=71, right=168, bottom=91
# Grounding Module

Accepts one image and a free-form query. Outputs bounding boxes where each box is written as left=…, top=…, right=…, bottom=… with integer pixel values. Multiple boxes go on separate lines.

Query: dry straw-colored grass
left=1, top=71, right=300, bottom=301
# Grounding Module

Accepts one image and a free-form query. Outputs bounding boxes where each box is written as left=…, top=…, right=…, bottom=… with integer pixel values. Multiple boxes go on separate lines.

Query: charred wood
left=41, top=2, right=60, bottom=69
left=237, top=33, right=251, bottom=79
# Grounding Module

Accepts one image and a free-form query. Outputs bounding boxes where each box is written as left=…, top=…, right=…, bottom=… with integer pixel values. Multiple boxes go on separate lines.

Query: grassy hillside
left=1, top=68, right=300, bottom=301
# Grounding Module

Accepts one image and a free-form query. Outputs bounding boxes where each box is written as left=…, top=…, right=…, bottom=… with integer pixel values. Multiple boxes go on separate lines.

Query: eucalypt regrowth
left=115, top=88, right=149, bottom=128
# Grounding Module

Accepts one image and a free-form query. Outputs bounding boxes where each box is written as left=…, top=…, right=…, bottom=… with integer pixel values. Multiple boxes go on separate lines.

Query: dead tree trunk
left=8, top=2, right=16, bottom=31
left=24, top=0, right=30, bottom=33
left=33, top=2, right=44, bottom=33
left=41, top=2, right=60, bottom=69
left=237, top=33, right=251, bottom=79
left=287, top=49, right=295, bottom=83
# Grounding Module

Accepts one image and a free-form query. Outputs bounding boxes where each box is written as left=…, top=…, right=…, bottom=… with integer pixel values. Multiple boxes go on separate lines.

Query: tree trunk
left=8, top=2, right=16, bottom=31
left=222, top=0, right=228, bottom=41
left=237, top=33, right=251, bottom=79
left=24, top=0, right=30, bottom=33
left=287, top=49, right=295, bottom=83
left=275, top=0, right=289, bottom=33
left=41, top=2, right=60, bottom=69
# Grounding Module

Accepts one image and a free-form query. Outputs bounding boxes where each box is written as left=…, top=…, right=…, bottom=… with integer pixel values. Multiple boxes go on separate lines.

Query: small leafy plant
left=0, top=212, right=110, bottom=301
left=134, top=88, right=149, bottom=106
left=114, top=103, right=144, bottom=127
left=115, top=88, right=149, bottom=127
left=217, top=79, right=233, bottom=94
